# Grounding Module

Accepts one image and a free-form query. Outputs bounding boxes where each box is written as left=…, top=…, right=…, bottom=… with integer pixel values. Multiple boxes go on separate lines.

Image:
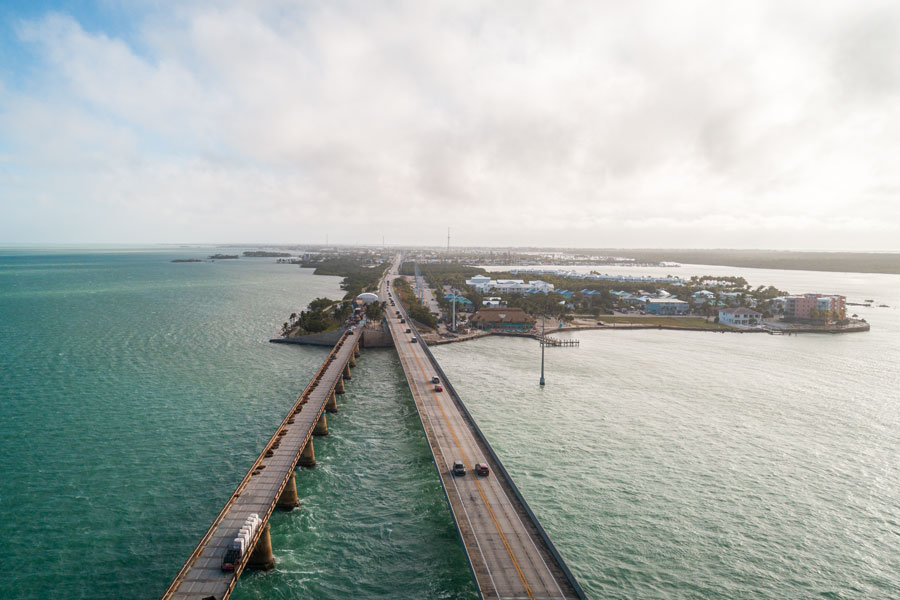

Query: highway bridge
left=382, top=260, right=584, bottom=599
left=162, top=257, right=585, bottom=599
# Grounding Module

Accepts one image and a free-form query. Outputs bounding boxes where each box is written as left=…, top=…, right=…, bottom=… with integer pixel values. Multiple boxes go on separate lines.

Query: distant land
left=596, top=249, right=900, bottom=275
left=243, top=251, right=292, bottom=257
left=208, top=254, right=239, bottom=259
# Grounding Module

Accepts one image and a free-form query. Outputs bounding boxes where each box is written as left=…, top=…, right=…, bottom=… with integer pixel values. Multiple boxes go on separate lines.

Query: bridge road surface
left=161, top=331, right=358, bottom=600
left=381, top=263, right=583, bottom=600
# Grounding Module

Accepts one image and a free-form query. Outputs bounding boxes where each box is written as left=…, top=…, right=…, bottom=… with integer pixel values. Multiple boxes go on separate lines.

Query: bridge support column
left=335, top=377, right=345, bottom=395
left=313, top=412, right=328, bottom=436
left=349, top=353, right=357, bottom=367
left=277, top=471, right=300, bottom=510
left=354, top=344, right=360, bottom=358
left=247, top=523, right=275, bottom=571
left=298, top=439, right=316, bottom=467
left=343, top=362, right=352, bottom=379
left=325, top=390, right=338, bottom=413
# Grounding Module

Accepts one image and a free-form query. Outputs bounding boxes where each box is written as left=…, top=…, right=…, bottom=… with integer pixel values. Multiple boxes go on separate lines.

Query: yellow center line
left=402, top=329, right=536, bottom=600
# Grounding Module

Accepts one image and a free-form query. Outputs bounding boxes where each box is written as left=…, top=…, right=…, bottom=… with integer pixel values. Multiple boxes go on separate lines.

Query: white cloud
left=1, top=0, right=899, bottom=248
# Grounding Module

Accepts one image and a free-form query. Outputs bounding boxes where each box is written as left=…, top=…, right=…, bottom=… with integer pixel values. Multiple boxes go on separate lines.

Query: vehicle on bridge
left=431, top=376, right=440, bottom=384
left=411, top=338, right=418, bottom=343
left=221, top=548, right=239, bottom=572
left=475, top=463, right=490, bottom=476
left=452, top=461, right=466, bottom=476
left=434, top=385, right=443, bottom=392
left=405, top=328, right=411, bottom=333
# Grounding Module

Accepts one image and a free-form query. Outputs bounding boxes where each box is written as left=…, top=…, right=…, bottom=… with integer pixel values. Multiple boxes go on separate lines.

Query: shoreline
left=419, top=319, right=870, bottom=345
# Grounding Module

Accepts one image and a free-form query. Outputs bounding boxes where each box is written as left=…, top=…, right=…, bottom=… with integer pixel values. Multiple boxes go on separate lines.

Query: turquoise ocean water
left=1, top=248, right=899, bottom=599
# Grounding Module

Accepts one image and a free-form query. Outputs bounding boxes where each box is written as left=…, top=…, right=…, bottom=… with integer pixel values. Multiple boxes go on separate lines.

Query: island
left=243, top=251, right=293, bottom=257
left=208, top=254, right=239, bottom=259
left=171, top=258, right=204, bottom=263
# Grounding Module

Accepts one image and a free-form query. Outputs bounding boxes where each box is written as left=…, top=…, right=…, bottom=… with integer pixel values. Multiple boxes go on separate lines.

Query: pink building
left=784, top=294, right=846, bottom=321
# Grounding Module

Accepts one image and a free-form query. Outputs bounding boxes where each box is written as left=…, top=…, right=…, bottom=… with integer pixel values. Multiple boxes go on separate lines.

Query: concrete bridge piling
left=246, top=524, right=275, bottom=571
left=313, top=412, right=328, bottom=436
left=325, top=390, right=338, bottom=413
left=277, top=471, right=300, bottom=511
left=298, top=439, right=316, bottom=468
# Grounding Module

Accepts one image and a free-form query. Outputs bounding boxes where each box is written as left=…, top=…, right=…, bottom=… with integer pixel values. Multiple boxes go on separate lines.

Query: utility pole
left=539, top=315, right=546, bottom=386
left=452, top=289, right=457, bottom=333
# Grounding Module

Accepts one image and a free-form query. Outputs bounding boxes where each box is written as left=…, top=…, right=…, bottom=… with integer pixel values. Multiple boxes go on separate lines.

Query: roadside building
left=784, top=293, right=846, bottom=321
left=482, top=296, right=505, bottom=307
left=719, top=307, right=762, bottom=327
left=470, top=307, right=534, bottom=331
left=643, top=298, right=690, bottom=315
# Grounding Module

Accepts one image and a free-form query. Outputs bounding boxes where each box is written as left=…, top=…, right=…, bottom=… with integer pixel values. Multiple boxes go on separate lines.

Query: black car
left=221, top=548, right=240, bottom=572
left=411, top=338, right=418, bottom=343
left=452, top=461, right=466, bottom=476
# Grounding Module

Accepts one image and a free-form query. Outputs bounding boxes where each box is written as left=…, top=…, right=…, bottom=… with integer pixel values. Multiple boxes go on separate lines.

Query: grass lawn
left=598, top=316, right=732, bottom=330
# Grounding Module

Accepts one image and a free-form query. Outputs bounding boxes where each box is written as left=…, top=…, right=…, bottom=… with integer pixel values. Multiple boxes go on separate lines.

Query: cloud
left=0, top=0, right=898, bottom=248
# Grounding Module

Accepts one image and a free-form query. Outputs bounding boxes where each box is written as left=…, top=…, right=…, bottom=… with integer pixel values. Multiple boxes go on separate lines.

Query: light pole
left=539, top=315, right=546, bottom=386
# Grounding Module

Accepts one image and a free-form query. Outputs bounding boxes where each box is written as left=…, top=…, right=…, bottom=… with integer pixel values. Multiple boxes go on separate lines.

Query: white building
left=465, top=276, right=555, bottom=294
left=718, top=307, right=762, bottom=327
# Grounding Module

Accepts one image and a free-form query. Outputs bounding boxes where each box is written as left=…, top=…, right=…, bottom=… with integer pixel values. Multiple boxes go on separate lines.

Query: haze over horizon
left=2, top=1, right=899, bottom=250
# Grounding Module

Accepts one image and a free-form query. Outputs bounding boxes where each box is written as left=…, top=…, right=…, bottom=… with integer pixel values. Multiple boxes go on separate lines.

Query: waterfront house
left=719, top=307, right=762, bottom=327
left=784, top=293, right=846, bottom=321
left=470, top=307, right=534, bottom=331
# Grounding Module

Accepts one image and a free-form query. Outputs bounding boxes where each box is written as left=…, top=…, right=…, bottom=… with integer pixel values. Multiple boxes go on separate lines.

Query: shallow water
left=1, top=249, right=898, bottom=599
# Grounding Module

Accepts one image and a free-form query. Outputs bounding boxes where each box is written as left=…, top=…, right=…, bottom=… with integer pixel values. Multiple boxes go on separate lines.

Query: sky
left=1, top=0, right=898, bottom=249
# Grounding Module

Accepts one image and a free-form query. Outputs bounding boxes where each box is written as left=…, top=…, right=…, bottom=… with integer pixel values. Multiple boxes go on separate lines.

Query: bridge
left=162, top=257, right=585, bottom=599
left=161, top=328, right=361, bottom=599
left=382, top=260, right=585, bottom=599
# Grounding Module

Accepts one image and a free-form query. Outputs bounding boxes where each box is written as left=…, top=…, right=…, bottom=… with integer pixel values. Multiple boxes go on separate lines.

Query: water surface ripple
left=2, top=250, right=898, bottom=599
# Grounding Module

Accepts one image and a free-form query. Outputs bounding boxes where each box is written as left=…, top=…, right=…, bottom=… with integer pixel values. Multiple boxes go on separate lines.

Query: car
left=452, top=461, right=466, bottom=476
left=431, top=376, right=440, bottom=384
left=405, top=328, right=411, bottom=333
left=221, top=548, right=240, bottom=572
left=411, top=338, right=418, bottom=343
left=434, top=385, right=443, bottom=392
left=400, top=318, right=406, bottom=323
left=475, top=463, right=490, bottom=476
